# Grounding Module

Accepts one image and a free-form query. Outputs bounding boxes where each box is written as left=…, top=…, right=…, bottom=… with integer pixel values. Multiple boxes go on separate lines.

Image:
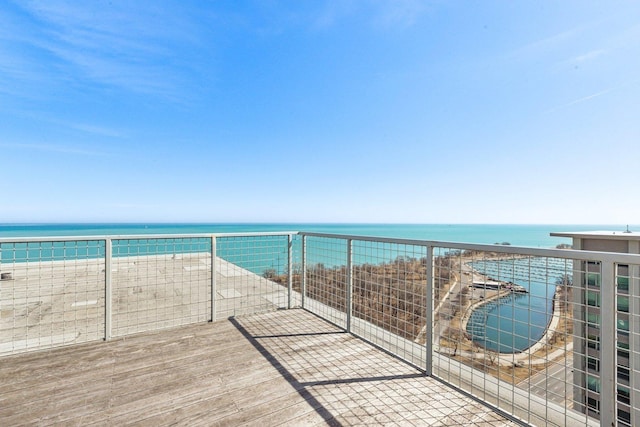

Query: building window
left=617, top=264, right=629, bottom=291
left=586, top=262, right=601, bottom=287
left=618, top=409, right=631, bottom=426
left=618, top=317, right=629, bottom=333
left=587, top=291, right=600, bottom=307
left=618, top=366, right=630, bottom=382
left=618, top=296, right=629, bottom=313
left=587, top=357, right=600, bottom=371
left=587, top=312, right=600, bottom=328
left=618, top=385, right=631, bottom=405
left=618, top=341, right=630, bottom=359
left=587, top=397, right=600, bottom=412
left=587, top=273, right=601, bottom=287
left=588, top=335, right=600, bottom=350
left=587, top=375, right=600, bottom=393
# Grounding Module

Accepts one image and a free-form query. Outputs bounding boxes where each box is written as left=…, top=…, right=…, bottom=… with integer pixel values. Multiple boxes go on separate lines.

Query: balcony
left=2, top=309, right=518, bottom=426
left=1, top=232, right=639, bottom=426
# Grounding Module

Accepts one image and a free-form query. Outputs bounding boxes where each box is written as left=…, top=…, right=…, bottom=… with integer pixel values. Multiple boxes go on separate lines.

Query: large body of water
left=0, top=223, right=627, bottom=247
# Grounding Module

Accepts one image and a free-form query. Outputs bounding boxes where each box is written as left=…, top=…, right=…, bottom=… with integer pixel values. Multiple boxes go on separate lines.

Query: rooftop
left=550, top=230, right=640, bottom=240
left=0, top=309, right=517, bottom=426
left=3, top=231, right=639, bottom=426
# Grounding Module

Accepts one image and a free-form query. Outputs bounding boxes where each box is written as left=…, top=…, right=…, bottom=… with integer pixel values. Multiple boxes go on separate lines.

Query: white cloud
left=370, top=0, right=427, bottom=29
left=541, top=79, right=640, bottom=114
left=572, top=49, right=605, bottom=63
left=313, top=0, right=357, bottom=29
left=67, top=123, right=126, bottom=138
left=0, top=142, right=109, bottom=156
left=551, top=49, right=606, bottom=72
left=4, top=1, right=209, bottom=101
left=510, top=28, right=582, bottom=60
left=312, top=0, right=428, bottom=30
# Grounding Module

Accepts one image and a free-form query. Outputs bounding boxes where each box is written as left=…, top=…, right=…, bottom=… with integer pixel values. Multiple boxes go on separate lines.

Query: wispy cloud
left=510, top=27, right=582, bottom=60
left=0, top=106, right=128, bottom=139
left=0, top=142, right=109, bottom=156
left=543, top=88, right=614, bottom=114
left=313, top=0, right=357, bottom=29
left=370, top=0, right=427, bottom=29
left=572, top=49, right=605, bottom=63
left=3, top=1, right=209, bottom=101
left=36, top=117, right=128, bottom=138
left=551, top=48, right=606, bottom=73
left=313, top=0, right=427, bottom=30
left=519, top=15, right=640, bottom=70
left=544, top=77, right=640, bottom=114
left=67, top=123, right=126, bottom=138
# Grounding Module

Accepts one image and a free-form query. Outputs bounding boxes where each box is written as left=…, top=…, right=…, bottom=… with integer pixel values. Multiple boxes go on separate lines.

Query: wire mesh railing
left=214, top=234, right=296, bottom=318
left=109, top=237, right=212, bottom=337
left=298, top=232, right=640, bottom=427
left=2, top=231, right=639, bottom=427
left=0, top=239, right=106, bottom=354
left=0, top=233, right=296, bottom=355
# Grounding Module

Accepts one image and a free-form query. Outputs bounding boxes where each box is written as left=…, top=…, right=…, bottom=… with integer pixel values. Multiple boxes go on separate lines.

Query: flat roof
left=550, top=230, right=640, bottom=240
left=0, top=309, right=516, bottom=426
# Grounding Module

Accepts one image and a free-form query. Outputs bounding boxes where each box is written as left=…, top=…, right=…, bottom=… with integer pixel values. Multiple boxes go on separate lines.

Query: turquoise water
left=0, top=223, right=629, bottom=247
left=0, top=223, right=591, bottom=267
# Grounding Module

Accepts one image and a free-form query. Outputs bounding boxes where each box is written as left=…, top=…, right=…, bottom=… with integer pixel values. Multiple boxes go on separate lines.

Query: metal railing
left=0, top=232, right=297, bottom=352
left=1, top=231, right=639, bottom=427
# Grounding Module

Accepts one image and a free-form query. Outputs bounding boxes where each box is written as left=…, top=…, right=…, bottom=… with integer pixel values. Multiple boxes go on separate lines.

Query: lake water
left=0, top=223, right=625, bottom=247
left=0, top=223, right=587, bottom=267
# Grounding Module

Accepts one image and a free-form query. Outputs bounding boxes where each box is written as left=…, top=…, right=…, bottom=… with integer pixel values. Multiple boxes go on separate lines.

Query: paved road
left=518, top=356, right=574, bottom=406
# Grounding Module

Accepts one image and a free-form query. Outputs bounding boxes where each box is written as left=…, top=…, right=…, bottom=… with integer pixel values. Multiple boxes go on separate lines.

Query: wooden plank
left=0, top=328, right=252, bottom=401
left=0, top=339, right=264, bottom=416
left=0, top=309, right=516, bottom=427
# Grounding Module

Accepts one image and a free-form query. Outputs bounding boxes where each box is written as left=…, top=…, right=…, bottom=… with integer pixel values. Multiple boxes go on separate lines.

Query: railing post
left=301, top=235, right=306, bottom=309
left=346, top=239, right=353, bottom=333
left=425, top=245, right=434, bottom=375
left=104, top=238, right=112, bottom=341
left=600, top=260, right=616, bottom=427
left=211, top=236, right=217, bottom=322
left=287, top=234, right=293, bottom=309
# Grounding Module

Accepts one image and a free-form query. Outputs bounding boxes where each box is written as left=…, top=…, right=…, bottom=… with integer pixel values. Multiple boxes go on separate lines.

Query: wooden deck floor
left=0, top=309, right=519, bottom=426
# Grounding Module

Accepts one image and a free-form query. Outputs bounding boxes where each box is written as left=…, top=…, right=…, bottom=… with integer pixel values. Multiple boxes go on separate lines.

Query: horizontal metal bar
left=209, top=231, right=299, bottom=238
left=299, top=231, right=640, bottom=264
left=2, top=230, right=639, bottom=264
left=0, top=231, right=300, bottom=244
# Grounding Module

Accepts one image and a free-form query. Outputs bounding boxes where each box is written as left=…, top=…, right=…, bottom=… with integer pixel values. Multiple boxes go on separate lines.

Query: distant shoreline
left=0, top=223, right=618, bottom=248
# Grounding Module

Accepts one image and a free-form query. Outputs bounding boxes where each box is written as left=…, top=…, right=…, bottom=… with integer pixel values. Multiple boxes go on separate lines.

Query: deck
left=1, top=309, right=518, bottom=426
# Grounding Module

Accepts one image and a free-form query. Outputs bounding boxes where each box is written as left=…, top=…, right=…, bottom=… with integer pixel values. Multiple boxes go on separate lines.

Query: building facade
left=551, top=230, right=640, bottom=426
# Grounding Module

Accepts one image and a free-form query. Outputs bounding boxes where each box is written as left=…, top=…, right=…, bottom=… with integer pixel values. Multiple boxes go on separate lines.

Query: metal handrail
left=2, top=230, right=637, bottom=426
left=299, top=231, right=640, bottom=264
left=0, top=231, right=299, bottom=244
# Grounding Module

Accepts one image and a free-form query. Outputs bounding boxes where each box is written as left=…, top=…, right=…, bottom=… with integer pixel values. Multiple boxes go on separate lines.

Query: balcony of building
left=2, top=309, right=519, bottom=426
left=1, top=232, right=639, bottom=426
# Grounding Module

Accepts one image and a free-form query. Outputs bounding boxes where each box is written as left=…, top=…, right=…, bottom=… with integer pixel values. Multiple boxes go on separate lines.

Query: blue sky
left=1, top=1, right=639, bottom=224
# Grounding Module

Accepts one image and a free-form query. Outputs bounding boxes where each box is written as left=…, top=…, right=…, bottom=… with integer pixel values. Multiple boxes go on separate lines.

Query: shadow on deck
left=0, top=309, right=518, bottom=426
